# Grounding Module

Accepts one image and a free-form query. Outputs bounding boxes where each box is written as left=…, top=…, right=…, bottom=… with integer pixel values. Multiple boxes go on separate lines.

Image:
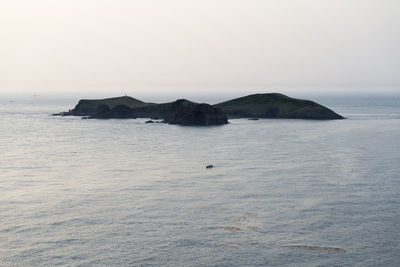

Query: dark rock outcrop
left=89, top=104, right=136, bottom=119
left=109, top=105, right=136, bottom=119
left=163, top=99, right=228, bottom=126
left=94, top=104, right=111, bottom=119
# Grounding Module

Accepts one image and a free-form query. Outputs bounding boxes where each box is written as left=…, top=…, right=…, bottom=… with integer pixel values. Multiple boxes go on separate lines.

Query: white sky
left=1, top=0, right=399, bottom=95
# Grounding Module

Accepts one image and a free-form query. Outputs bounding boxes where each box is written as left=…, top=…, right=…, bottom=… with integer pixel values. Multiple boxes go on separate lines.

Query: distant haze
left=1, top=0, right=399, bottom=95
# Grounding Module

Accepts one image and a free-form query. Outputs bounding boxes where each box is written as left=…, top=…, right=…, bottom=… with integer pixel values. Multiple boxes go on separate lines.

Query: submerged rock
left=280, top=245, right=347, bottom=253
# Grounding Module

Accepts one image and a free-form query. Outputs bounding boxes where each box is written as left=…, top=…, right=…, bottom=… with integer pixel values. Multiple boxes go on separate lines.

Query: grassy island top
left=214, top=93, right=343, bottom=120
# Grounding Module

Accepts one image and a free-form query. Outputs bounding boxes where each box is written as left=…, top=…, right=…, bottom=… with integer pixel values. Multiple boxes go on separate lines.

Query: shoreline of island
left=54, top=93, right=344, bottom=126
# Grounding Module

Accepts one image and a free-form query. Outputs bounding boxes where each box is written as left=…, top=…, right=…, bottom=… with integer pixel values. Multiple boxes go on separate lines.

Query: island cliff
left=56, top=93, right=344, bottom=125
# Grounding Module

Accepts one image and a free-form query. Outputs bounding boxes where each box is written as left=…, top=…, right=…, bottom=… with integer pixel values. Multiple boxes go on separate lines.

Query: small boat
left=248, top=117, right=259, bottom=120
left=206, top=164, right=214, bottom=169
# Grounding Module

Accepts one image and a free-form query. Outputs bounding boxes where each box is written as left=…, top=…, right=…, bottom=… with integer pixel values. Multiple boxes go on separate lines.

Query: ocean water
left=0, top=95, right=399, bottom=266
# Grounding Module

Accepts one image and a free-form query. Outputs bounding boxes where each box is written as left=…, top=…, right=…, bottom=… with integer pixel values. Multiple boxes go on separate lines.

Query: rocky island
left=56, top=93, right=343, bottom=125
left=214, top=93, right=343, bottom=120
left=58, top=96, right=228, bottom=126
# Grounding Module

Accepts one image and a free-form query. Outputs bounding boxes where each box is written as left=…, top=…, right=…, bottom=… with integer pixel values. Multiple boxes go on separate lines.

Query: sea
left=0, top=94, right=399, bottom=266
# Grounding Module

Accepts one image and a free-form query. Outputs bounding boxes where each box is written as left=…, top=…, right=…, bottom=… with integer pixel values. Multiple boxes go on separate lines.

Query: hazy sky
left=1, top=0, right=399, bottom=95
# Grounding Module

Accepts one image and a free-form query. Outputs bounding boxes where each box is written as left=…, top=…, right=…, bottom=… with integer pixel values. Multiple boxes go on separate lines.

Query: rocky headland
left=56, top=93, right=344, bottom=125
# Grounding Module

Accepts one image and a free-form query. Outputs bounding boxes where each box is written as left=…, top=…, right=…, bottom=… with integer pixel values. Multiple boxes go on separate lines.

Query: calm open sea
left=0, top=95, right=399, bottom=266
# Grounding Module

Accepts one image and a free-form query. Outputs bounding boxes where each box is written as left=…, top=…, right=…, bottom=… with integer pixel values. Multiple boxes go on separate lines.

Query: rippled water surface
left=0, top=96, right=399, bottom=266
